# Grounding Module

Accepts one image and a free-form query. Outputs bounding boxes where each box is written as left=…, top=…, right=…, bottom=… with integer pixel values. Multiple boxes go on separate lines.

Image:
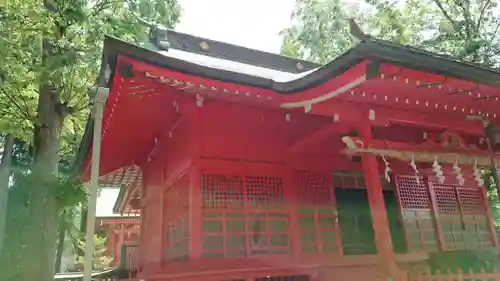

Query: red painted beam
left=288, top=121, right=353, bottom=153
left=312, top=100, right=485, bottom=135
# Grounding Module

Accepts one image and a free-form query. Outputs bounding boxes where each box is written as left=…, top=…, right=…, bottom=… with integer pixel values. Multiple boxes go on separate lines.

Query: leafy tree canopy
left=0, top=1, right=181, bottom=280
left=281, top=0, right=500, bottom=66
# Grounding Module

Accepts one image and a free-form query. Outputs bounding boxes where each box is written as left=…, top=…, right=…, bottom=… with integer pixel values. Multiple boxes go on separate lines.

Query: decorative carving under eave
left=439, top=130, right=467, bottom=149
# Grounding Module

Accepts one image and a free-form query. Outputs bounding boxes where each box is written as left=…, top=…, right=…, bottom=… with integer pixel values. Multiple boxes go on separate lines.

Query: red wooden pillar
left=189, top=99, right=203, bottom=258
left=189, top=167, right=203, bottom=258
left=115, top=228, right=125, bottom=267
left=358, top=121, right=397, bottom=278
left=283, top=165, right=302, bottom=258
left=138, top=179, right=145, bottom=271
left=107, top=227, right=115, bottom=263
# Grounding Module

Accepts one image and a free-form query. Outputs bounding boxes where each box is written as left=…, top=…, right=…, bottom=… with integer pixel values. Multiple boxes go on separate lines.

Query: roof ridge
left=148, top=28, right=322, bottom=74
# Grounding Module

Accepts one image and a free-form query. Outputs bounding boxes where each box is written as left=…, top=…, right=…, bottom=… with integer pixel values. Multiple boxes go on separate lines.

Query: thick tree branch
left=432, top=0, right=464, bottom=37
left=90, top=0, right=112, bottom=18
left=452, top=0, right=473, bottom=40
left=477, top=0, right=492, bottom=32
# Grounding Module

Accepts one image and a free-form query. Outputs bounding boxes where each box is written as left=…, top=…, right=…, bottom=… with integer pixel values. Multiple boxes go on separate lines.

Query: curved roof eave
left=105, top=35, right=500, bottom=94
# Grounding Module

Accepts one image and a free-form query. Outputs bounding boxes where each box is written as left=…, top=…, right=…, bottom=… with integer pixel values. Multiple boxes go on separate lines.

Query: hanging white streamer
left=410, top=154, right=420, bottom=184
left=432, top=156, right=445, bottom=184
left=473, top=158, right=484, bottom=186
left=382, top=156, right=391, bottom=183
left=453, top=158, right=465, bottom=185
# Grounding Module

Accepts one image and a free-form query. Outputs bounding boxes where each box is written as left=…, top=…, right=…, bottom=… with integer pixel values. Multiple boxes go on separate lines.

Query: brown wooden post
left=358, top=121, right=397, bottom=279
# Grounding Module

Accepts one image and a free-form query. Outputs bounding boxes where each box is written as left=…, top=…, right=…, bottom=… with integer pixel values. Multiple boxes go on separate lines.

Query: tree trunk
left=0, top=84, right=64, bottom=281
left=54, top=210, right=67, bottom=273
left=0, top=133, right=15, bottom=255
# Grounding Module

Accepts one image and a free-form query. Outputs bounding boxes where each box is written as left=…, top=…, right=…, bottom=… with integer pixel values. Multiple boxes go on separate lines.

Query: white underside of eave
left=159, top=50, right=318, bottom=82
left=96, top=187, right=122, bottom=218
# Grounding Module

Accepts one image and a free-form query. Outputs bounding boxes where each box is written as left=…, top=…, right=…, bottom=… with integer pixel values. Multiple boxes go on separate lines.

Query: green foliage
left=428, top=247, right=500, bottom=273
left=483, top=170, right=500, bottom=233
left=75, top=234, right=113, bottom=271
left=0, top=0, right=181, bottom=212
left=282, top=0, right=500, bottom=66
left=0, top=0, right=181, bottom=279
left=280, top=0, right=357, bottom=63
left=0, top=0, right=181, bottom=143
left=55, top=175, right=87, bottom=210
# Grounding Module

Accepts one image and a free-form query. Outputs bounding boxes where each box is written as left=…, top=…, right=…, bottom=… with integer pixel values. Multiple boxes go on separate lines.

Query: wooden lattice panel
left=245, top=176, right=284, bottom=208
left=396, top=176, right=430, bottom=209
left=201, top=174, right=244, bottom=209
left=458, top=189, right=492, bottom=247
left=333, top=172, right=392, bottom=190
left=295, top=170, right=339, bottom=254
left=432, top=185, right=494, bottom=250
left=201, top=210, right=290, bottom=257
left=333, top=173, right=366, bottom=190
left=432, top=185, right=466, bottom=250
left=165, top=214, right=189, bottom=261
left=201, top=173, right=284, bottom=209
left=434, top=186, right=460, bottom=214
left=458, top=188, right=486, bottom=215
left=296, top=171, right=333, bottom=205
left=395, top=175, right=438, bottom=252
left=200, top=172, right=289, bottom=257
left=165, top=176, right=190, bottom=218
left=163, top=175, right=190, bottom=262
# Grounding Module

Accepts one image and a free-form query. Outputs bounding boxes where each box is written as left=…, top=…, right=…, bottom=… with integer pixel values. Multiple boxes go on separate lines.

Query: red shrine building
left=75, top=27, right=500, bottom=281
left=94, top=187, right=140, bottom=269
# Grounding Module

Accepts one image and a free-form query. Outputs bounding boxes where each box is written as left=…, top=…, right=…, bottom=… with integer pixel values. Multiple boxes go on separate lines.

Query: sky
left=176, top=0, right=297, bottom=53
